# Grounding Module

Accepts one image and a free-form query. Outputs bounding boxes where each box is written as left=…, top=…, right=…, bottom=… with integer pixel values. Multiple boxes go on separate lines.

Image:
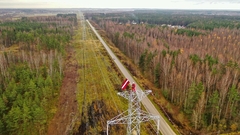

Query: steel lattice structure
left=80, top=12, right=86, bottom=40
left=107, top=88, right=160, bottom=135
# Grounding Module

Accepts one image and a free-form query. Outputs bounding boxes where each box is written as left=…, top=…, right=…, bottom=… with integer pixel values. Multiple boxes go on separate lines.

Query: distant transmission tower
left=80, top=12, right=86, bottom=40
left=107, top=79, right=160, bottom=135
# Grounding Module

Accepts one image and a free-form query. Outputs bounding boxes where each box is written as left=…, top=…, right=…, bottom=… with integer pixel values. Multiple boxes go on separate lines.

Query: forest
left=0, top=14, right=76, bottom=134
left=86, top=10, right=240, bottom=134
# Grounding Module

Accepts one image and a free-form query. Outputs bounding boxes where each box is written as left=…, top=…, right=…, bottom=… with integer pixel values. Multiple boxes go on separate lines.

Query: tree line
left=0, top=14, right=76, bottom=134
left=86, top=10, right=240, bottom=30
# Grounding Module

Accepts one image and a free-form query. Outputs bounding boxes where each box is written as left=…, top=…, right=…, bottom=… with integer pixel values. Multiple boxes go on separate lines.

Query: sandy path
left=47, top=46, right=79, bottom=135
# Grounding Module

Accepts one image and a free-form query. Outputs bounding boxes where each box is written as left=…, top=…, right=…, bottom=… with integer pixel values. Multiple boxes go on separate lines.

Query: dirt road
left=47, top=45, right=79, bottom=135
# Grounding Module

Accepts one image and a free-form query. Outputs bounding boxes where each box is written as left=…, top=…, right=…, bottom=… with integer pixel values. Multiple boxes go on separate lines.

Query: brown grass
left=0, top=44, right=19, bottom=53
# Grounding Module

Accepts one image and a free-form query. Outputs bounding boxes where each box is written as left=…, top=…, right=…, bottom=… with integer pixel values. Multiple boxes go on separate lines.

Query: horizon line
left=0, top=7, right=239, bottom=11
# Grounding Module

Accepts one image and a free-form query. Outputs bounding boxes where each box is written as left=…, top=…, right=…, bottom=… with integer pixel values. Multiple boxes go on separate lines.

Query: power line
left=80, top=12, right=86, bottom=40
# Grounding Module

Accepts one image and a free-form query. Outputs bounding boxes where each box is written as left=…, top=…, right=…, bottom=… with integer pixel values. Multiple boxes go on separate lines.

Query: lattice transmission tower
left=107, top=80, right=160, bottom=135
left=80, top=12, right=86, bottom=40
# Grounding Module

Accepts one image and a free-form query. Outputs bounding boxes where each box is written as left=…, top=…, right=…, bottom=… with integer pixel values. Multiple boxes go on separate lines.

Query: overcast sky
left=0, top=0, right=240, bottom=10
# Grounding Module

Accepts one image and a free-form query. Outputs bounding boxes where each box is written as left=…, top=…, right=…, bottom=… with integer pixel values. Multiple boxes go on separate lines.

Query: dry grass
left=0, top=44, right=19, bottom=53
left=221, top=133, right=240, bottom=135
left=72, top=22, right=131, bottom=134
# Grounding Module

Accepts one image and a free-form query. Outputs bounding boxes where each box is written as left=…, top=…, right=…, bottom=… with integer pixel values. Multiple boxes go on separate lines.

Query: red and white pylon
left=107, top=79, right=160, bottom=135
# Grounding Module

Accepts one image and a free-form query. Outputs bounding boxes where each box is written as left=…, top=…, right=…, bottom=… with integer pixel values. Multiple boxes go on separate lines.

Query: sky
left=0, top=0, right=240, bottom=10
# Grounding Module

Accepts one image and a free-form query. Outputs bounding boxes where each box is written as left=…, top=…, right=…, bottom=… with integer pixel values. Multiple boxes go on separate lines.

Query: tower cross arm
left=117, top=91, right=130, bottom=100
left=136, top=89, right=152, bottom=101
